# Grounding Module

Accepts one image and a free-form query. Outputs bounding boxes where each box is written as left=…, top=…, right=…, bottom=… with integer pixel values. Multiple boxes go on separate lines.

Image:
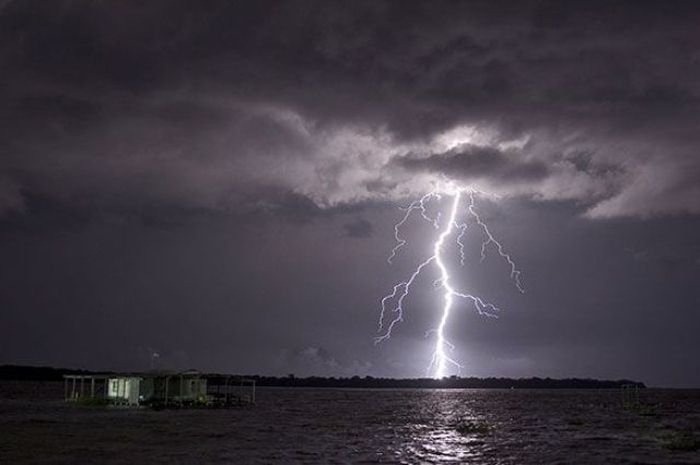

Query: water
left=1, top=382, right=699, bottom=464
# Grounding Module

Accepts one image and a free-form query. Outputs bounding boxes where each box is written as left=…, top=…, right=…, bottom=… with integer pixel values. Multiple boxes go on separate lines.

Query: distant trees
left=0, top=365, right=646, bottom=389
left=246, top=374, right=645, bottom=389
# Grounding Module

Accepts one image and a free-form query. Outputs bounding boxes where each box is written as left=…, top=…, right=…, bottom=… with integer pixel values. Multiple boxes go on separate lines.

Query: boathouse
left=63, top=371, right=255, bottom=407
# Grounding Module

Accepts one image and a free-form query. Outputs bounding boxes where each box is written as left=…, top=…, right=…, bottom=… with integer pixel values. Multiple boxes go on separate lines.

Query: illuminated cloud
left=0, top=1, right=698, bottom=219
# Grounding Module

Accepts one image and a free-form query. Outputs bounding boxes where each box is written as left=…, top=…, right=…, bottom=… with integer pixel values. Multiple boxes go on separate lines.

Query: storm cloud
left=1, top=1, right=699, bottom=386
left=395, top=144, right=550, bottom=184
left=1, top=0, right=699, bottom=218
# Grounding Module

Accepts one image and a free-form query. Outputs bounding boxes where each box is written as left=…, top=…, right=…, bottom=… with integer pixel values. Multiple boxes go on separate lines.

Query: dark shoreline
left=0, top=364, right=645, bottom=389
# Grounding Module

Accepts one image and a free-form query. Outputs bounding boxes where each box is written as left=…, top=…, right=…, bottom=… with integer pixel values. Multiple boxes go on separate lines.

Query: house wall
left=108, top=377, right=141, bottom=405
left=160, top=377, right=207, bottom=401
left=140, top=377, right=155, bottom=401
left=127, top=378, right=140, bottom=405
left=107, top=375, right=208, bottom=404
left=185, top=378, right=207, bottom=399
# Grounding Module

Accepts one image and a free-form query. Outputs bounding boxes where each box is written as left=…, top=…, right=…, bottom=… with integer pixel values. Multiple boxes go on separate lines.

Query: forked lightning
left=376, top=187, right=523, bottom=378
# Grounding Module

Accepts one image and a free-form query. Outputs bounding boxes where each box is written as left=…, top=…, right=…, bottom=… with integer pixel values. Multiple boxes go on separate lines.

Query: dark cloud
left=0, top=0, right=699, bottom=217
left=395, top=144, right=549, bottom=183
left=273, top=346, right=372, bottom=377
left=343, top=217, right=373, bottom=238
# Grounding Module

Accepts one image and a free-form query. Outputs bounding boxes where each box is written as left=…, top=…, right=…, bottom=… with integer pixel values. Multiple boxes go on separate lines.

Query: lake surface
left=1, top=382, right=699, bottom=464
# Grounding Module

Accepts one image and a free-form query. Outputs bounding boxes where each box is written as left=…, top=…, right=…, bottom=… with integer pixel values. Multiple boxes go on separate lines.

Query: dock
left=63, top=370, right=255, bottom=408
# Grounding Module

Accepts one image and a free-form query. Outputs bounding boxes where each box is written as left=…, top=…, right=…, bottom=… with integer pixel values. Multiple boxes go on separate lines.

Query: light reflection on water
left=1, top=383, right=699, bottom=464
left=388, top=391, right=491, bottom=463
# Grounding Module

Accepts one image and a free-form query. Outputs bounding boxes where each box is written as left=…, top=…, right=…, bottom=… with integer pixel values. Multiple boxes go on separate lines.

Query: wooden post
left=90, top=378, right=95, bottom=398
left=164, top=377, right=169, bottom=407
left=72, top=377, right=76, bottom=400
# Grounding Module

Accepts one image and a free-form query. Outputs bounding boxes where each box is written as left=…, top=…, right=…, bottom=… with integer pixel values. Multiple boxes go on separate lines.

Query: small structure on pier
left=63, top=371, right=255, bottom=408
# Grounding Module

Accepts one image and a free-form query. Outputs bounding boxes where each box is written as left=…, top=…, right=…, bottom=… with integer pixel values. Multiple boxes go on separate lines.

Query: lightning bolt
left=376, top=187, right=523, bottom=379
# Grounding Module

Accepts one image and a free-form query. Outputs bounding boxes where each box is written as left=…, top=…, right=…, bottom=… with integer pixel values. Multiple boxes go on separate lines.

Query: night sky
left=1, top=1, right=699, bottom=387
